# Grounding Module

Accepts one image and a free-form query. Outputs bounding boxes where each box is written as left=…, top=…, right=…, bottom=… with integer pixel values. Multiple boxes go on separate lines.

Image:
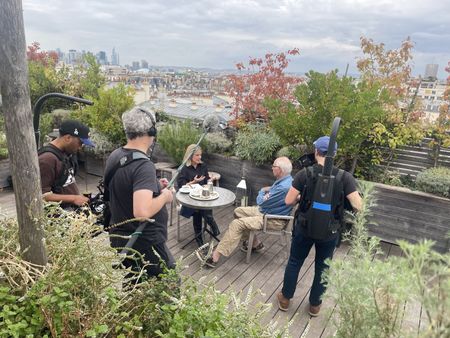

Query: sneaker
left=203, top=257, right=217, bottom=268
left=277, top=292, right=290, bottom=312
left=240, top=240, right=265, bottom=253
left=308, top=304, right=321, bottom=317
left=195, top=246, right=217, bottom=268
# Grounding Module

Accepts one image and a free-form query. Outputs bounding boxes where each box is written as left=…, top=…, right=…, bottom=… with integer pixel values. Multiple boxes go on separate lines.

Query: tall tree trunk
left=0, top=0, right=47, bottom=265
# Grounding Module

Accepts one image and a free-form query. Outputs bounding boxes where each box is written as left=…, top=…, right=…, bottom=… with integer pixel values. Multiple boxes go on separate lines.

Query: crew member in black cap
left=38, top=119, right=94, bottom=209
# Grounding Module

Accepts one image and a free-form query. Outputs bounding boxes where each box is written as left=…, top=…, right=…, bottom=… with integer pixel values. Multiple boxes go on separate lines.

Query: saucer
left=179, top=187, right=191, bottom=194
left=189, top=191, right=219, bottom=201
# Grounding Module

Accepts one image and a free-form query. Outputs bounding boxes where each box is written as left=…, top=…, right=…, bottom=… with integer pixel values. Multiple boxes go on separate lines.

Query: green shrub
left=39, top=109, right=72, bottom=142
left=157, top=120, right=205, bottom=164
left=155, top=110, right=173, bottom=122
left=84, top=128, right=116, bottom=157
left=276, top=145, right=302, bottom=162
left=325, top=182, right=450, bottom=337
left=72, top=83, right=135, bottom=145
left=368, top=167, right=415, bottom=189
left=415, top=167, right=450, bottom=198
left=234, top=124, right=282, bottom=165
left=205, top=131, right=233, bottom=155
left=0, top=206, right=289, bottom=337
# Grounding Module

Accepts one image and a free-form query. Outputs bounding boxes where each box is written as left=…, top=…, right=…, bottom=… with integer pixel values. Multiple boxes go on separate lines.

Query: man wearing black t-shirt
left=38, top=120, right=93, bottom=209
left=277, top=136, right=362, bottom=316
left=105, top=107, right=174, bottom=281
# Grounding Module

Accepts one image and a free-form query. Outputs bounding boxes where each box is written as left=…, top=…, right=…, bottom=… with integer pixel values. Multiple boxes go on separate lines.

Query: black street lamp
left=33, top=93, right=93, bottom=148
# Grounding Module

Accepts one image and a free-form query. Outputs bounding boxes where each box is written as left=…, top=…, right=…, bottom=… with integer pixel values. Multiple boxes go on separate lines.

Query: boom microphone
left=202, top=114, right=219, bottom=132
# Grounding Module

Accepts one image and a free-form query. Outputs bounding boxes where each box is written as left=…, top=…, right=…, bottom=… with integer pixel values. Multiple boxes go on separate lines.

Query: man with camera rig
left=38, top=120, right=93, bottom=210
left=104, top=106, right=174, bottom=281
left=277, top=136, right=362, bottom=316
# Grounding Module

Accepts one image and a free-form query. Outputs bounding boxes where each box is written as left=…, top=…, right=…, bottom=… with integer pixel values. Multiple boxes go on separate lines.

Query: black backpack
left=295, top=165, right=346, bottom=241
left=90, top=151, right=150, bottom=229
left=38, top=145, right=78, bottom=193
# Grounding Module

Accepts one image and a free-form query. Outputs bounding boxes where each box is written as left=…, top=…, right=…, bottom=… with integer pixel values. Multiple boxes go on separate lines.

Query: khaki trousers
left=216, top=206, right=286, bottom=257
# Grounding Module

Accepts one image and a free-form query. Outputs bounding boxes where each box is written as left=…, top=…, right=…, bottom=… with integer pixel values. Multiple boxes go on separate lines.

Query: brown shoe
left=277, top=292, right=290, bottom=312
left=308, top=304, right=321, bottom=317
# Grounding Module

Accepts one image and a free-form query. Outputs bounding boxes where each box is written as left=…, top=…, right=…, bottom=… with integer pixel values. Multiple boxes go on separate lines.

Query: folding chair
left=246, top=211, right=295, bottom=263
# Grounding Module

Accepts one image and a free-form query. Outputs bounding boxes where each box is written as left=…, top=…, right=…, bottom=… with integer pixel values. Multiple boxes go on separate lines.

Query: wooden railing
left=380, top=138, right=450, bottom=177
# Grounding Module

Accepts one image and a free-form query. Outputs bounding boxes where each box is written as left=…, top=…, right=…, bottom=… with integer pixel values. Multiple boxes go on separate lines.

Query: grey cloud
left=22, top=0, right=450, bottom=77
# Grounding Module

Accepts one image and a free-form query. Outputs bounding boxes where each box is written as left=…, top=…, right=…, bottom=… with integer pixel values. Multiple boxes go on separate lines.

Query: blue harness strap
left=312, top=201, right=332, bottom=211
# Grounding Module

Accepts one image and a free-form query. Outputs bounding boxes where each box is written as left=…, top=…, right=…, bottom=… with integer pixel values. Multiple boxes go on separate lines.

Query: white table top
left=176, top=186, right=236, bottom=210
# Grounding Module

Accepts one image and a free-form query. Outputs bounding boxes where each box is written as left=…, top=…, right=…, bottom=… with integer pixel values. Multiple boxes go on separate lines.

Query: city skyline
left=23, top=0, right=449, bottom=78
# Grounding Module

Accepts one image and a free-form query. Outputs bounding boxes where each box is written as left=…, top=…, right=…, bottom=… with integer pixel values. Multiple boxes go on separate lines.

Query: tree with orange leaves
left=356, top=36, right=425, bottom=160
left=225, top=49, right=302, bottom=126
left=357, top=36, right=414, bottom=98
left=27, top=41, right=58, bottom=66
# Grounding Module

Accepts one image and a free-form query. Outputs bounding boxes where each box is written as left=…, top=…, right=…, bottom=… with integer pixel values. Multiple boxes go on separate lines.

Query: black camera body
left=297, top=152, right=316, bottom=169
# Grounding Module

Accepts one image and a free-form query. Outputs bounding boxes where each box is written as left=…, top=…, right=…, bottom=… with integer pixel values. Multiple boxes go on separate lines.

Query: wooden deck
left=0, top=172, right=426, bottom=337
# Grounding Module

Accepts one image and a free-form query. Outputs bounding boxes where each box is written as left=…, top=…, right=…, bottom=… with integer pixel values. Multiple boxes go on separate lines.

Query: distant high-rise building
left=67, top=49, right=81, bottom=64
left=132, top=61, right=140, bottom=70
left=111, top=47, right=119, bottom=66
left=96, top=51, right=108, bottom=65
left=55, top=48, right=64, bottom=61
left=141, top=59, right=149, bottom=69
left=424, top=64, right=438, bottom=80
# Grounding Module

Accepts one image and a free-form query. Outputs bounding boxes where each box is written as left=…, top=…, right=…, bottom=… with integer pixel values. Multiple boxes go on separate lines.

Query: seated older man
left=197, top=156, right=293, bottom=268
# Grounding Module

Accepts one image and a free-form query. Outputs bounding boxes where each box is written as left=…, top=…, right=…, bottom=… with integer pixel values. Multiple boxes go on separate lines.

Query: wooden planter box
left=0, top=158, right=11, bottom=188
left=155, top=149, right=450, bottom=253
left=367, top=183, right=450, bottom=253
left=205, top=154, right=449, bottom=253
left=84, top=153, right=108, bottom=177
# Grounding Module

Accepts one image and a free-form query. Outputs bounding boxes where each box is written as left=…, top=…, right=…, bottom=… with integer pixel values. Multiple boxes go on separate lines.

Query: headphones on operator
left=138, top=108, right=157, bottom=137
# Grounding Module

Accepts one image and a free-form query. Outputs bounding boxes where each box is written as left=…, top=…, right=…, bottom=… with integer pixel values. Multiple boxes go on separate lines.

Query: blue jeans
left=281, top=228, right=338, bottom=306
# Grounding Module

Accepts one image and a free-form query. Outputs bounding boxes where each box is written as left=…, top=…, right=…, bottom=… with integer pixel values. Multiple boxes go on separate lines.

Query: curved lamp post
left=33, top=93, right=93, bottom=148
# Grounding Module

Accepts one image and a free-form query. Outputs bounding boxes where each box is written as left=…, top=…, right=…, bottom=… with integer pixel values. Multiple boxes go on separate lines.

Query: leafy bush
left=267, top=70, right=425, bottom=178
left=368, top=167, right=415, bottom=189
left=157, top=120, right=205, bottom=164
left=0, top=207, right=289, bottom=337
left=325, top=183, right=450, bottom=337
left=72, top=83, right=135, bottom=146
left=234, top=124, right=282, bottom=165
left=205, top=131, right=233, bottom=155
left=38, top=109, right=72, bottom=143
left=276, top=145, right=302, bottom=162
left=83, top=128, right=116, bottom=156
left=155, top=110, right=173, bottom=122
left=415, top=167, right=450, bottom=198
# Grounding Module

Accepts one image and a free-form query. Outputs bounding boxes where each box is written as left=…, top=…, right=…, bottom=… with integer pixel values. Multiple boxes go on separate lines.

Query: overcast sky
left=23, top=0, right=449, bottom=78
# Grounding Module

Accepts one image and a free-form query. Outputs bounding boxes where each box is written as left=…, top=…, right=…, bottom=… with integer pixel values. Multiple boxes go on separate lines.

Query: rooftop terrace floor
left=0, top=172, right=427, bottom=337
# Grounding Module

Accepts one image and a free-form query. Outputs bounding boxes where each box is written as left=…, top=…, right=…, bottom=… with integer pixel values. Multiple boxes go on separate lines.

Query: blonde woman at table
left=177, top=144, right=220, bottom=247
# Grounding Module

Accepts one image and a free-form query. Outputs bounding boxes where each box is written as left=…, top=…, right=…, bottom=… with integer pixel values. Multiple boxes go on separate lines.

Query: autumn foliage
left=357, top=37, right=414, bottom=98
left=226, top=48, right=302, bottom=125
left=26, top=42, right=58, bottom=66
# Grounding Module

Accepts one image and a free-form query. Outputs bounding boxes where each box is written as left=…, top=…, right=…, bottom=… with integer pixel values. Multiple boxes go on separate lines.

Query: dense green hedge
left=234, top=124, right=282, bottom=165
left=415, top=167, right=450, bottom=198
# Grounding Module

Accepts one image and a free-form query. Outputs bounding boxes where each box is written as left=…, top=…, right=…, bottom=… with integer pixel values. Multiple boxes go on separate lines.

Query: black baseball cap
left=59, top=120, right=94, bottom=147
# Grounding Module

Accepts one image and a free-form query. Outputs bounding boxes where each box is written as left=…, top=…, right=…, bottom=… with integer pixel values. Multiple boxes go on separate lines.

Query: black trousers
left=192, top=209, right=220, bottom=245
left=110, top=235, right=175, bottom=281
